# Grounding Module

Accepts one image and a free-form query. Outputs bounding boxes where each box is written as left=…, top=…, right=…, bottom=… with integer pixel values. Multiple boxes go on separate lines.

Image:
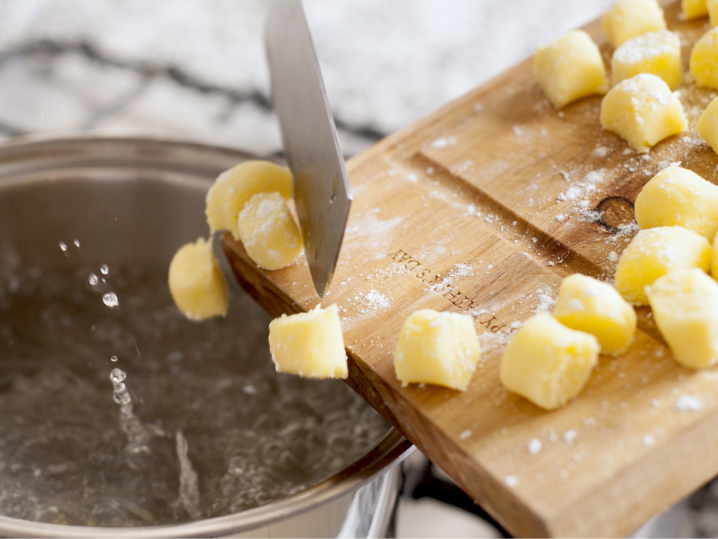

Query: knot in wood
left=595, top=197, right=635, bottom=232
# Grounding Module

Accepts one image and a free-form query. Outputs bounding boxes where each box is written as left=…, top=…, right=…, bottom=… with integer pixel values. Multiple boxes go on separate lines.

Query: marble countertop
left=2, top=1, right=713, bottom=537
left=0, top=0, right=613, bottom=156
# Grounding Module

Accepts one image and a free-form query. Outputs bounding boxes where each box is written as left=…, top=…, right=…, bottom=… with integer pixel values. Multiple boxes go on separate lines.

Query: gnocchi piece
left=553, top=274, right=636, bottom=355
left=168, top=237, right=228, bottom=321
left=393, top=309, right=480, bottom=392
left=238, top=192, right=303, bottom=270
left=603, top=0, right=667, bottom=48
left=611, top=31, right=682, bottom=89
left=646, top=269, right=718, bottom=368
left=698, top=96, right=718, bottom=155
left=690, top=27, right=718, bottom=89
left=499, top=313, right=599, bottom=411
left=709, top=0, right=718, bottom=26
left=634, top=165, right=718, bottom=240
left=268, top=305, right=348, bottom=379
left=599, top=74, right=687, bottom=153
left=614, top=226, right=711, bottom=305
left=533, top=30, right=609, bottom=109
left=683, top=0, right=709, bottom=19
left=205, top=160, right=293, bottom=239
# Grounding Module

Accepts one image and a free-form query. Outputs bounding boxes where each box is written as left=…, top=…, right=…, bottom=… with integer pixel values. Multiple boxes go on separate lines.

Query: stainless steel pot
left=0, top=135, right=413, bottom=538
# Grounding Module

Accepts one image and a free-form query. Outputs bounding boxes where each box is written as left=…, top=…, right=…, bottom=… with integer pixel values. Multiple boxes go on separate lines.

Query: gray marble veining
left=0, top=0, right=613, bottom=156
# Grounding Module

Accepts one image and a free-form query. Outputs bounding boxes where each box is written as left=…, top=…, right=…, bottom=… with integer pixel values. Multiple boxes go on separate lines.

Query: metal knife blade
left=265, top=0, right=353, bottom=299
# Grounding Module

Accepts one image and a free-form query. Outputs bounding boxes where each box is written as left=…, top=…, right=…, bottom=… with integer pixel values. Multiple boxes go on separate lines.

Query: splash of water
left=109, top=368, right=152, bottom=470
left=103, top=292, right=119, bottom=308
left=175, top=431, right=200, bottom=521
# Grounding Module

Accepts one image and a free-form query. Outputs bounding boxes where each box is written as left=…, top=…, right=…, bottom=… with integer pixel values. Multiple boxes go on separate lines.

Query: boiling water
left=0, top=264, right=389, bottom=527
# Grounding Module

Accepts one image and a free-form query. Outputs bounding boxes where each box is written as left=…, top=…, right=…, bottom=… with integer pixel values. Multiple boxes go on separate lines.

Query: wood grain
left=224, top=2, right=718, bottom=536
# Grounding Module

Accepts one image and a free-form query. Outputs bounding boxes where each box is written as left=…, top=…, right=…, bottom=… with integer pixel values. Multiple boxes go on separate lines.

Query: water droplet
left=113, top=391, right=131, bottom=406
left=73, top=238, right=81, bottom=248
left=58, top=241, right=68, bottom=252
left=100, top=264, right=109, bottom=275
left=102, top=292, right=119, bottom=308
left=88, top=273, right=99, bottom=286
left=110, top=355, right=118, bottom=362
left=110, top=368, right=126, bottom=384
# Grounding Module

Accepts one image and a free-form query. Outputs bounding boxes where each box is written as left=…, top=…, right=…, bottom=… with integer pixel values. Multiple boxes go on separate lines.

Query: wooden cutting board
left=224, top=2, right=718, bottom=536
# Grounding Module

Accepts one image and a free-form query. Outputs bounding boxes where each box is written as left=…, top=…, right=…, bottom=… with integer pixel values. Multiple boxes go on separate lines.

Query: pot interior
left=0, top=138, right=392, bottom=529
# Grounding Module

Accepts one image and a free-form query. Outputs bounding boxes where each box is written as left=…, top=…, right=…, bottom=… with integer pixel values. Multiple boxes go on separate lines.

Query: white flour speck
left=592, top=146, right=609, bottom=158
left=563, top=429, right=578, bottom=444
left=528, top=438, right=542, bottom=454
left=505, top=475, right=518, bottom=487
left=674, top=395, right=703, bottom=412
left=430, top=136, right=457, bottom=149
left=365, top=290, right=390, bottom=310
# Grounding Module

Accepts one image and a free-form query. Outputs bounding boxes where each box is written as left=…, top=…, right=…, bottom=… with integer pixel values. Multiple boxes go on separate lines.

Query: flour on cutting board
left=345, top=210, right=403, bottom=241
left=430, top=136, right=457, bottom=149
left=674, top=395, right=703, bottom=412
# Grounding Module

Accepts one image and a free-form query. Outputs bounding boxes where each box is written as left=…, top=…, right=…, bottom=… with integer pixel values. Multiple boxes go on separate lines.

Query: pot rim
left=0, top=134, right=413, bottom=537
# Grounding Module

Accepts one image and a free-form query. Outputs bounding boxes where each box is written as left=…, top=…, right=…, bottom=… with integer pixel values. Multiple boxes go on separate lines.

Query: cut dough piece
left=533, top=30, right=608, bottom=109
left=646, top=269, right=718, bottom=368
left=611, top=31, right=682, bottom=89
left=710, top=0, right=718, bottom=26
left=238, top=192, right=303, bottom=270
left=635, top=165, right=718, bottom=240
left=268, top=305, right=347, bottom=379
left=698, top=96, right=718, bottom=155
left=600, top=74, right=687, bottom=153
left=683, top=0, right=708, bottom=19
left=500, top=313, right=599, bottom=411
left=393, top=309, right=480, bottom=391
left=168, top=237, right=228, bottom=321
left=690, top=27, right=718, bottom=89
left=603, top=0, right=667, bottom=48
left=205, top=160, right=293, bottom=239
left=614, top=226, right=711, bottom=305
left=553, top=274, right=636, bottom=355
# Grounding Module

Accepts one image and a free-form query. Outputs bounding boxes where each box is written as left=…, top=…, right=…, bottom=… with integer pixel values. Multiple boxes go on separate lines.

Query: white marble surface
left=0, top=0, right=614, bottom=156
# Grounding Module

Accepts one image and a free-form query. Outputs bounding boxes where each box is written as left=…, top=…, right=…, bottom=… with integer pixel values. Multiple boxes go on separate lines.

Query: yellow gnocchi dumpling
left=533, top=30, right=608, bottom=109
left=698, top=96, right=718, bottom=156
left=683, top=0, right=709, bottom=19
left=600, top=74, right=687, bottom=153
left=709, top=0, right=718, bottom=26
left=268, top=305, right=348, bottom=379
left=635, top=165, right=718, bottom=240
left=603, top=0, right=667, bottom=48
left=690, top=27, right=718, bottom=89
left=614, top=226, right=712, bottom=305
left=553, top=274, right=636, bottom=355
left=393, top=310, right=480, bottom=391
left=168, top=237, right=229, bottom=321
left=238, top=192, right=303, bottom=270
left=646, top=269, right=718, bottom=368
left=205, top=160, right=293, bottom=239
left=500, top=313, right=599, bottom=411
left=611, top=31, right=682, bottom=89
